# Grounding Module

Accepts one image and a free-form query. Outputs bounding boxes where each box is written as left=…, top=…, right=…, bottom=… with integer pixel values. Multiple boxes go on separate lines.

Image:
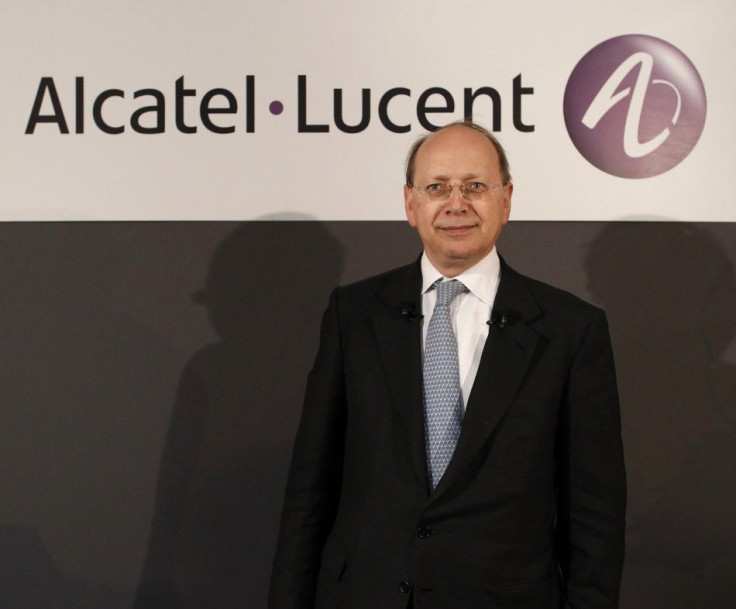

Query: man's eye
left=468, top=182, right=486, bottom=192
left=426, top=184, right=444, bottom=193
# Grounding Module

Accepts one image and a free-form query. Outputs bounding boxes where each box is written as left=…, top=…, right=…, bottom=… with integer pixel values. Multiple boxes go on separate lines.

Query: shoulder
left=517, top=268, right=598, bottom=314
left=341, top=261, right=418, bottom=293
left=336, top=260, right=419, bottom=301
left=319, top=260, right=421, bottom=324
left=499, top=258, right=605, bottom=332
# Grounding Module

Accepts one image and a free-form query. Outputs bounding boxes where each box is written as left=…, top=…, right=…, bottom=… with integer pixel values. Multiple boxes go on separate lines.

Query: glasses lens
left=425, top=184, right=447, bottom=200
left=466, top=183, right=487, bottom=200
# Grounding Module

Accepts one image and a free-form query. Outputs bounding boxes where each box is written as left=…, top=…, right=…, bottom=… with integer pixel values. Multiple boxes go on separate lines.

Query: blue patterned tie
left=423, top=279, right=467, bottom=490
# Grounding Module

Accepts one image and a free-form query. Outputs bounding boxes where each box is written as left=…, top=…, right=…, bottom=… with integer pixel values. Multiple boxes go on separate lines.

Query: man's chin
left=431, top=250, right=481, bottom=276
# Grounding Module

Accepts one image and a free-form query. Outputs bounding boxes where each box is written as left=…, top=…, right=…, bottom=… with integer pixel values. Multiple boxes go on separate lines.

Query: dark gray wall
left=1, top=221, right=734, bottom=608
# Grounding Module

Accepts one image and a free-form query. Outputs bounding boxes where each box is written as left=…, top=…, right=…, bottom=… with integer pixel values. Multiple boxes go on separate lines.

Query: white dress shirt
left=420, top=248, right=501, bottom=410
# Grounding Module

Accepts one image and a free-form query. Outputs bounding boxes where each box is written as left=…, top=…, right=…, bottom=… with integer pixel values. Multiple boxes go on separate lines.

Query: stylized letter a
left=581, top=52, right=680, bottom=158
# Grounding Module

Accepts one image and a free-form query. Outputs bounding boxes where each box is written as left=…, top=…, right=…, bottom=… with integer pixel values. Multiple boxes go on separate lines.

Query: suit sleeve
left=556, top=308, right=626, bottom=609
left=269, top=287, right=347, bottom=609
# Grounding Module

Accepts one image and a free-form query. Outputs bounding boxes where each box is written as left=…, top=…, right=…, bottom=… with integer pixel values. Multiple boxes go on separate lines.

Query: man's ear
left=404, top=184, right=417, bottom=228
left=501, top=182, right=513, bottom=225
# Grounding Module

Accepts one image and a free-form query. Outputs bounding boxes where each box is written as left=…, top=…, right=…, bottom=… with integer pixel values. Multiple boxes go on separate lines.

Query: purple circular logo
left=564, top=35, right=706, bottom=178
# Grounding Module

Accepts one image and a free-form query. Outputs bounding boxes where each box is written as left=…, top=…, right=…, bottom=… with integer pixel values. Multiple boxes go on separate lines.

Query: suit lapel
left=432, top=260, right=546, bottom=500
left=370, top=261, right=429, bottom=492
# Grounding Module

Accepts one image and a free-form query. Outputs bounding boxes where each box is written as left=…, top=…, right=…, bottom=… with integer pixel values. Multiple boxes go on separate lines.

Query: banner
left=2, top=1, right=734, bottom=220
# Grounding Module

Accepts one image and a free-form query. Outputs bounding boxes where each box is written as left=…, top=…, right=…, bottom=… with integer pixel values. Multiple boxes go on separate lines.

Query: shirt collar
left=420, top=248, right=501, bottom=307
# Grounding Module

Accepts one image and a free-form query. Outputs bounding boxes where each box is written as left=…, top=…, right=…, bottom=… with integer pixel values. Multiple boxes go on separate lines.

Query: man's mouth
left=438, top=225, right=476, bottom=234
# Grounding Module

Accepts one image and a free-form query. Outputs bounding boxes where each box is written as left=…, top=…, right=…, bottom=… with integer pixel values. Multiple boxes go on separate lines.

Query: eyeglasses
left=410, top=181, right=505, bottom=201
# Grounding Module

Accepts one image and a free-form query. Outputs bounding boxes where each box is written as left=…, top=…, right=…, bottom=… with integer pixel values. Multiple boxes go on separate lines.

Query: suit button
left=399, top=580, right=412, bottom=594
left=417, top=525, right=432, bottom=539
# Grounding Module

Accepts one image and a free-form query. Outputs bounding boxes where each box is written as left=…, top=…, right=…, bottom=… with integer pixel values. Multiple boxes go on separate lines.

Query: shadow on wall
left=0, top=223, right=187, bottom=609
left=0, top=526, right=61, bottom=609
left=134, top=220, right=344, bottom=609
left=584, top=222, right=736, bottom=608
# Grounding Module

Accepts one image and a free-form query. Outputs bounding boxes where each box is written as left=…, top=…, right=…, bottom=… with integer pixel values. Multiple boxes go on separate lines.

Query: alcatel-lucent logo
left=564, top=34, right=706, bottom=178
left=23, top=33, right=705, bottom=182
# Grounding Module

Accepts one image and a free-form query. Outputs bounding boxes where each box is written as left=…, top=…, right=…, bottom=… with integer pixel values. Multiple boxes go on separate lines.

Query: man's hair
left=404, top=120, right=512, bottom=187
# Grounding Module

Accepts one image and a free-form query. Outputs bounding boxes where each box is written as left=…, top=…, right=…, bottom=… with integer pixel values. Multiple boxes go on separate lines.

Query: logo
left=564, top=35, right=706, bottom=178
left=24, top=75, right=536, bottom=136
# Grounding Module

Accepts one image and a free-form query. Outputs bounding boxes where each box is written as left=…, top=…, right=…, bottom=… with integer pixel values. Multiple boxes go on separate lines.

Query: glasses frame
left=410, top=180, right=506, bottom=201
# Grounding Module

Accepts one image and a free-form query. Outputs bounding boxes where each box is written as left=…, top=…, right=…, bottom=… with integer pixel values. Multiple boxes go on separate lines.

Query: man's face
left=404, top=126, right=512, bottom=277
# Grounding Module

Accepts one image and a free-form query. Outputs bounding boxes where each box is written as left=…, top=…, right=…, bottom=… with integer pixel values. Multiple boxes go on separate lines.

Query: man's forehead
left=414, top=128, right=500, bottom=176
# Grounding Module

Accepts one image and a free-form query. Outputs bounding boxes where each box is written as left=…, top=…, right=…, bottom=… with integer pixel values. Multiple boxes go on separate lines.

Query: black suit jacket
left=270, top=258, right=626, bottom=609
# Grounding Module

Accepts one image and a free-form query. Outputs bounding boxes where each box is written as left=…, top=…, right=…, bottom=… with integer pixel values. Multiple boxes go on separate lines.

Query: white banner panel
left=1, top=0, right=734, bottom=221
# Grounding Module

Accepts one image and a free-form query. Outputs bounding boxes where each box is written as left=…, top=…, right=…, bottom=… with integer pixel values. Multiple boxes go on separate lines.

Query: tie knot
left=434, top=279, right=466, bottom=307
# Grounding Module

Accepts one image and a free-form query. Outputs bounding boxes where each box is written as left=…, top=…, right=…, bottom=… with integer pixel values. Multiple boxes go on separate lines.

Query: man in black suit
left=270, top=121, right=626, bottom=609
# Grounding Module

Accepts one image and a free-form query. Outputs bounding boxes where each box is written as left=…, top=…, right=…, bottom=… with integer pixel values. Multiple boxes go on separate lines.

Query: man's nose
left=445, top=187, right=469, bottom=212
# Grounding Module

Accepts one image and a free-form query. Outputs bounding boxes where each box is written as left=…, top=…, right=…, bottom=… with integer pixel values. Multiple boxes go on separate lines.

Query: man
left=270, top=121, right=626, bottom=608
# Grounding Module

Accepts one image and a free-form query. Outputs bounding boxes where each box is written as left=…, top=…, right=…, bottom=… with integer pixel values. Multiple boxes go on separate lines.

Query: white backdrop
left=1, top=0, right=734, bottom=221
